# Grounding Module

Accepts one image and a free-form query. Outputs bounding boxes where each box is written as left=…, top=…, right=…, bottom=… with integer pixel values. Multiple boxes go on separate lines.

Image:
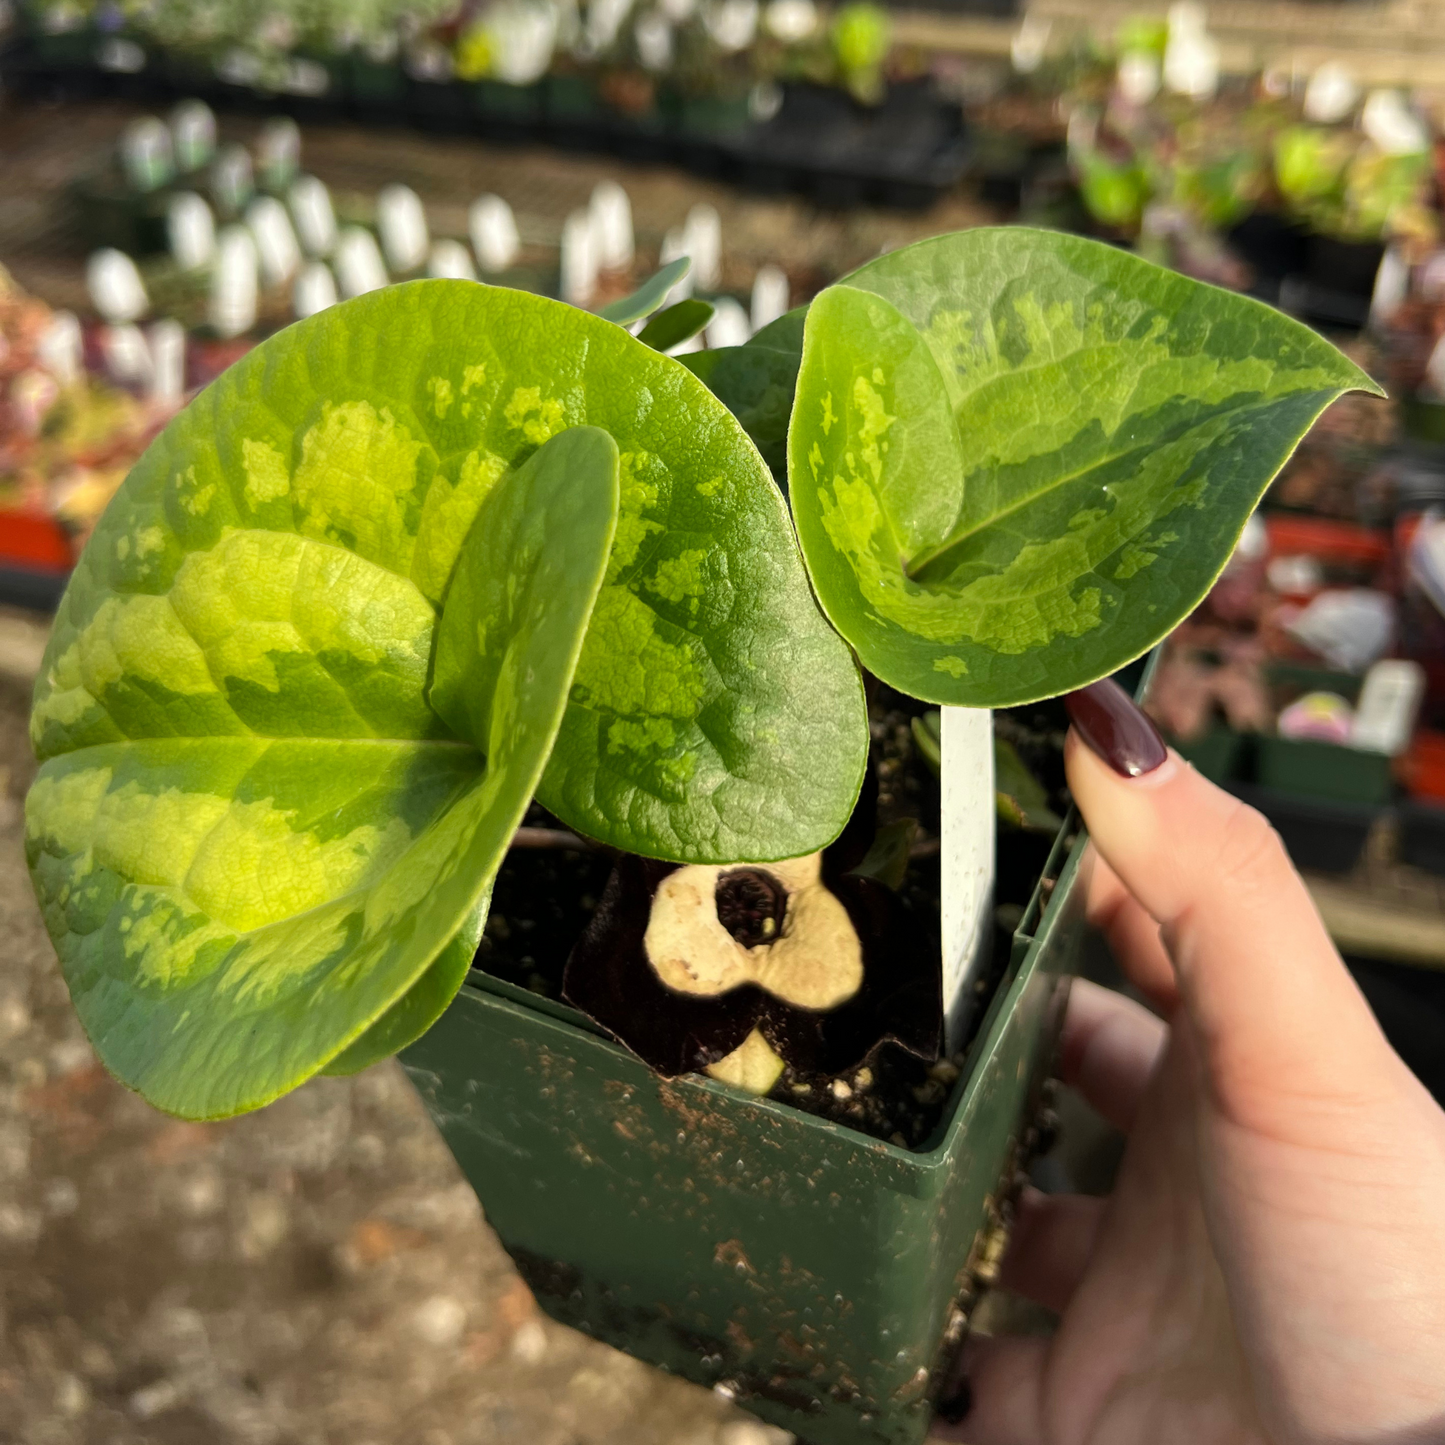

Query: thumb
left=1063, top=679, right=1398, bottom=1131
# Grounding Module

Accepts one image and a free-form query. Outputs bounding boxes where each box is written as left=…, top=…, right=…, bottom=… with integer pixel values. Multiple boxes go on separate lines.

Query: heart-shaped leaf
left=789, top=228, right=1380, bottom=705
left=26, top=421, right=619, bottom=1119
left=26, top=281, right=864, bottom=1117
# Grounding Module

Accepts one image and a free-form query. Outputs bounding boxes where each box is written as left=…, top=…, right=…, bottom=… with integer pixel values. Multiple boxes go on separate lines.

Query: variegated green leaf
left=26, top=422, right=619, bottom=1119
left=25, top=282, right=864, bottom=1116
left=789, top=229, right=1380, bottom=705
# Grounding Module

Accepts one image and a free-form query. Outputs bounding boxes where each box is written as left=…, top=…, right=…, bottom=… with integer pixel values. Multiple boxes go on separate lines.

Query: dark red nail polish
left=1065, top=678, right=1168, bottom=778
left=935, top=1375, right=972, bottom=1425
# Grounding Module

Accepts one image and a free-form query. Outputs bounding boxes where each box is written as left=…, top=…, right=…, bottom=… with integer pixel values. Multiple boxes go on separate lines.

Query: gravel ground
left=0, top=608, right=815, bottom=1445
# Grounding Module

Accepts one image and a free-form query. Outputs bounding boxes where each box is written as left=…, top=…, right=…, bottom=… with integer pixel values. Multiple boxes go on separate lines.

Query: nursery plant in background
left=24, top=227, right=1373, bottom=1440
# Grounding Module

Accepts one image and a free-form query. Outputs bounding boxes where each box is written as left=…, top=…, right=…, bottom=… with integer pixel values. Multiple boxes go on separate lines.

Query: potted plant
left=23, top=228, right=1371, bottom=1443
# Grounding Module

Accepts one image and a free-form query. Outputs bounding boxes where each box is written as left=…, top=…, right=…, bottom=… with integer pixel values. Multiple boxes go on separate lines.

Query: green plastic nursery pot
left=1259, top=664, right=1394, bottom=806
left=1255, top=735, right=1394, bottom=806
left=472, top=79, right=544, bottom=130
left=403, top=822, right=1093, bottom=1445
left=1170, top=724, right=1244, bottom=784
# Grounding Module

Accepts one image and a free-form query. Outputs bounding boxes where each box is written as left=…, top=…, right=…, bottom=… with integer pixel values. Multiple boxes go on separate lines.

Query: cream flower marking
left=643, top=853, right=863, bottom=1010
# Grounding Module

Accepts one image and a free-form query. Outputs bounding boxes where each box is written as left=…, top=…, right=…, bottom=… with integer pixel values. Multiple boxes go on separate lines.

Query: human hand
left=935, top=679, right=1445, bottom=1445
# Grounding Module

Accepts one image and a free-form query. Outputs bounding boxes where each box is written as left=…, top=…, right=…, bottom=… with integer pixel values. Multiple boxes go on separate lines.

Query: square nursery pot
left=1398, top=799, right=1445, bottom=875
left=1256, top=664, right=1394, bottom=807
left=471, top=79, right=545, bottom=139
left=408, top=76, right=477, bottom=133
left=1229, top=782, right=1381, bottom=874
left=346, top=55, right=410, bottom=120
left=1169, top=723, right=1245, bottom=784
left=543, top=73, right=609, bottom=151
left=403, top=768, right=1098, bottom=1445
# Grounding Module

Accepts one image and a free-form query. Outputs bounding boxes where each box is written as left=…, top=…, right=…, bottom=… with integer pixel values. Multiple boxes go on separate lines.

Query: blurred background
left=2, top=0, right=1445, bottom=1440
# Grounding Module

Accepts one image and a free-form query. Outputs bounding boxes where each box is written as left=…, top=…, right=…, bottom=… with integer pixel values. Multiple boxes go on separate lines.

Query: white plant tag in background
left=428, top=239, right=477, bottom=281
left=471, top=194, right=521, bottom=273
left=560, top=209, right=599, bottom=306
left=659, top=226, right=694, bottom=304
left=246, top=196, right=302, bottom=286
left=210, top=144, right=254, bottom=217
left=590, top=180, right=634, bottom=271
left=209, top=225, right=259, bottom=338
left=87, top=249, right=148, bottom=323
left=37, top=311, right=82, bottom=385
left=147, top=318, right=186, bottom=403
left=168, top=192, right=216, bottom=272
left=333, top=227, right=388, bottom=298
left=1304, top=61, right=1358, bottom=124
left=706, top=296, right=750, bottom=348
left=256, top=117, right=302, bottom=191
left=293, top=260, right=339, bottom=318
left=941, top=706, right=995, bottom=1053
left=1370, top=246, right=1409, bottom=330
left=683, top=203, right=721, bottom=291
left=377, top=184, right=430, bottom=274
left=750, top=264, right=789, bottom=332
left=1351, top=659, right=1425, bottom=755
left=120, top=116, right=173, bottom=192
left=101, top=323, right=154, bottom=389
left=170, top=99, right=217, bottom=172
left=1426, top=331, right=1445, bottom=398
left=288, top=175, right=337, bottom=257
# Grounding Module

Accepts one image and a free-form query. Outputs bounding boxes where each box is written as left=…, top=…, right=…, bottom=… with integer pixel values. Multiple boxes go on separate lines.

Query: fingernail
left=1065, top=678, right=1168, bottom=778
left=935, top=1375, right=972, bottom=1425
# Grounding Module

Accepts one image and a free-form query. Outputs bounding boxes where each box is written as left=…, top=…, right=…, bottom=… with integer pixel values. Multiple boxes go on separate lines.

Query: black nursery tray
left=0, top=34, right=973, bottom=212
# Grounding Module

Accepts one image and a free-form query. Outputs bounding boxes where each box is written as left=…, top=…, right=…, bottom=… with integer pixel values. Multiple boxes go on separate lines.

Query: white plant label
left=427, top=239, right=477, bottom=281
left=750, top=264, right=789, bottom=332
left=170, top=99, right=216, bottom=172
left=560, top=208, right=599, bottom=306
left=705, top=296, right=751, bottom=349
left=1370, top=246, right=1408, bottom=329
left=246, top=196, right=302, bottom=286
left=334, top=227, right=389, bottom=298
left=86, top=249, right=148, bottom=324
left=590, top=181, right=634, bottom=271
left=292, top=260, right=339, bottom=318
left=1304, top=61, right=1358, bottom=124
left=683, top=203, right=721, bottom=291
left=121, top=116, right=173, bottom=193
left=210, top=144, right=254, bottom=216
left=209, top=225, right=258, bottom=338
left=288, top=175, right=337, bottom=257
left=37, top=311, right=82, bottom=385
left=147, top=318, right=186, bottom=404
left=470, top=194, right=520, bottom=273
left=256, top=117, right=302, bottom=190
left=168, top=192, right=216, bottom=272
left=101, top=323, right=154, bottom=389
left=941, top=706, right=995, bottom=1052
left=1426, top=331, right=1445, bottom=399
left=634, top=13, right=673, bottom=71
left=377, top=184, right=430, bottom=274
left=660, top=226, right=694, bottom=304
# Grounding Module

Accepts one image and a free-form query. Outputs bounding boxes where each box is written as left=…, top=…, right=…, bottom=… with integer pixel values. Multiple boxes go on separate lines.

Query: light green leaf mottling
left=27, top=281, right=863, bottom=1116
left=789, top=229, right=1380, bottom=705
left=27, top=423, right=617, bottom=1120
